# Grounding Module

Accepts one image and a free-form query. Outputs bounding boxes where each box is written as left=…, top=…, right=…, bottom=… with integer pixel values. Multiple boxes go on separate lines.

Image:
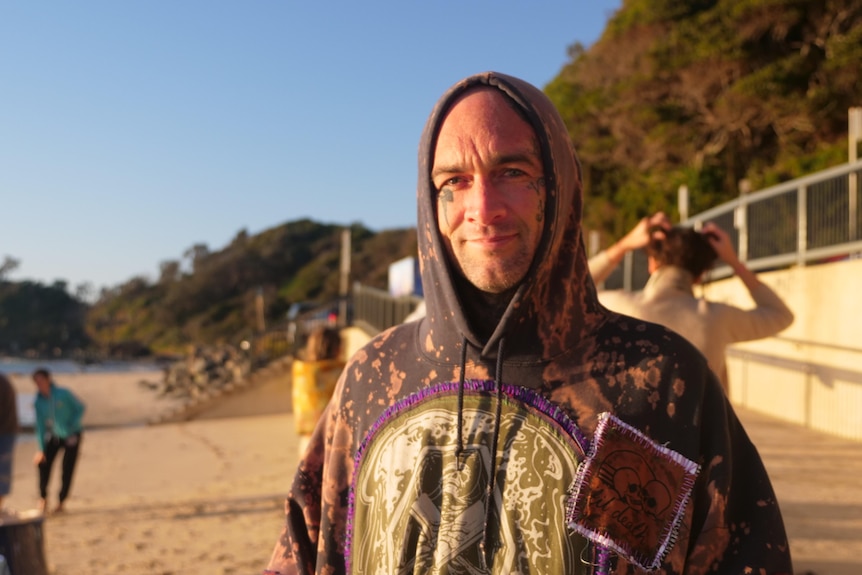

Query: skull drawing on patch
left=600, top=450, right=672, bottom=519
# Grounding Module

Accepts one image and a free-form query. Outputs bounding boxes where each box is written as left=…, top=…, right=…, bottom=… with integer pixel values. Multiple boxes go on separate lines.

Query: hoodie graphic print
left=265, top=72, right=792, bottom=575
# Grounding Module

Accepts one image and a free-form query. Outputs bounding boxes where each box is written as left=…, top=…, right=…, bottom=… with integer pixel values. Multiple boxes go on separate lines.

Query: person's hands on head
left=648, top=211, right=671, bottom=230
left=607, top=212, right=671, bottom=265
left=644, top=211, right=672, bottom=242
left=701, top=223, right=738, bottom=264
left=702, top=221, right=764, bottom=288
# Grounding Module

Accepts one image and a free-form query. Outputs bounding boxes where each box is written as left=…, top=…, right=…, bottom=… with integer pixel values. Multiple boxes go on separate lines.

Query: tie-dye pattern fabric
left=264, top=72, right=792, bottom=575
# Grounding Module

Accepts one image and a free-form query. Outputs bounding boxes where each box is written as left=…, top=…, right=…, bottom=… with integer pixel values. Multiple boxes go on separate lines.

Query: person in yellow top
left=291, top=326, right=344, bottom=453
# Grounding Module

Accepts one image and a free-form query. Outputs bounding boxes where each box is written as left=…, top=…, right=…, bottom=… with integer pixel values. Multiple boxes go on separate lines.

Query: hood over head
left=417, top=71, right=605, bottom=367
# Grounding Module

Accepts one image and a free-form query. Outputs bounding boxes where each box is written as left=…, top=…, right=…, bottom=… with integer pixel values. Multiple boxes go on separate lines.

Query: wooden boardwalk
left=737, top=407, right=862, bottom=575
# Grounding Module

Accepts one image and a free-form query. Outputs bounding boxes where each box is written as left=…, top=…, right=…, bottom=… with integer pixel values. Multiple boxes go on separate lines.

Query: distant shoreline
left=0, top=356, right=169, bottom=377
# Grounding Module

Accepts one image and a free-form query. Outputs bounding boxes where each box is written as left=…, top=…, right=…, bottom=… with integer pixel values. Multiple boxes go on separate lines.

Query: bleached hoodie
left=265, top=72, right=792, bottom=575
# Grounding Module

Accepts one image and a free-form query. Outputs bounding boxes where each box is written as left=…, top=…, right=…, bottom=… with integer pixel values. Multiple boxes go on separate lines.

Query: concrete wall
left=704, top=258, right=862, bottom=441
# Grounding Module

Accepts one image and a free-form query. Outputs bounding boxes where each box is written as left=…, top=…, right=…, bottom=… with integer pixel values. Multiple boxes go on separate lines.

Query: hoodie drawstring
left=454, top=335, right=507, bottom=566
left=482, top=336, right=506, bottom=565
left=455, top=336, right=468, bottom=470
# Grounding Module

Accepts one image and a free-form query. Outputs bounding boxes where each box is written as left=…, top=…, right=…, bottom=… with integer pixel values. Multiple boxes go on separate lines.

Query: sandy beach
left=2, top=365, right=860, bottom=574
left=3, top=366, right=297, bottom=575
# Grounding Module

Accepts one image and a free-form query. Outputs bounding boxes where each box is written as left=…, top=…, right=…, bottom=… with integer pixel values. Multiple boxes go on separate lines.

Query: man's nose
left=464, top=177, right=505, bottom=224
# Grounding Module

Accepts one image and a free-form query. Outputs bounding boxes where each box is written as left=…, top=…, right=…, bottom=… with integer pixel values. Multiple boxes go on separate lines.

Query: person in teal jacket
left=32, top=368, right=86, bottom=514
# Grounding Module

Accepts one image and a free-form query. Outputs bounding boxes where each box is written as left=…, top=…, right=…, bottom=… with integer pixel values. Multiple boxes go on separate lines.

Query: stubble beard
left=452, top=240, right=533, bottom=294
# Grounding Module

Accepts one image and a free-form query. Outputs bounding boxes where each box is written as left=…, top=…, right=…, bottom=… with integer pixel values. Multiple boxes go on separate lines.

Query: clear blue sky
left=1, top=1, right=620, bottom=293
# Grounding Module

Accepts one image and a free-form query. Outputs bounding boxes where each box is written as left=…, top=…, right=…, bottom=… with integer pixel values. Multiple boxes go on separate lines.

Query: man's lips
left=462, top=232, right=518, bottom=246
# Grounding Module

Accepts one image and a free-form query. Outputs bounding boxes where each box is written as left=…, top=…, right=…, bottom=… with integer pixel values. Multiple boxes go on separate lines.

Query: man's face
left=432, top=89, right=546, bottom=294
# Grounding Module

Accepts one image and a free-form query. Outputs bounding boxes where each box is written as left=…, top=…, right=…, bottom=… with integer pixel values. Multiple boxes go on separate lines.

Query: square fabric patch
left=566, top=413, right=700, bottom=571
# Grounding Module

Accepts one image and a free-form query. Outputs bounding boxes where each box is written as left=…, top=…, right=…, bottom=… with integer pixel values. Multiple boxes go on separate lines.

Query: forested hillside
left=0, top=278, right=89, bottom=357
left=1, top=220, right=416, bottom=358
left=83, top=219, right=417, bottom=354
left=546, top=0, right=862, bottom=242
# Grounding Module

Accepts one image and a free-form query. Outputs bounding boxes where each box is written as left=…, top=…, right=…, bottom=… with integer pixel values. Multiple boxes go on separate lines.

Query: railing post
left=588, top=230, right=606, bottom=289
left=339, top=229, right=351, bottom=328
left=849, top=107, right=861, bottom=241
left=623, top=251, right=633, bottom=292
left=851, top=170, right=859, bottom=242
left=797, top=185, right=808, bottom=266
left=734, top=202, right=748, bottom=263
left=678, top=184, right=689, bottom=222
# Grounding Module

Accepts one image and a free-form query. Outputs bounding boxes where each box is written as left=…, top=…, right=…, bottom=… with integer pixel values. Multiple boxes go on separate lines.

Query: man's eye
left=440, top=176, right=465, bottom=188
left=502, top=167, right=527, bottom=178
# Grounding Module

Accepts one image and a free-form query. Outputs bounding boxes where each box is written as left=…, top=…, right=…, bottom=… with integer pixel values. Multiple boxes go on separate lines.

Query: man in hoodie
left=265, top=72, right=792, bottom=574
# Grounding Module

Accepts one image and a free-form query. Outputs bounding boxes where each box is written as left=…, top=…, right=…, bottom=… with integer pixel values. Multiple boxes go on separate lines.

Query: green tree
left=545, top=0, right=862, bottom=239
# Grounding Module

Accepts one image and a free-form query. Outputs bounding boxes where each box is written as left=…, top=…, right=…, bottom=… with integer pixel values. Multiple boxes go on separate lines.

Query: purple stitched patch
left=566, top=412, right=700, bottom=571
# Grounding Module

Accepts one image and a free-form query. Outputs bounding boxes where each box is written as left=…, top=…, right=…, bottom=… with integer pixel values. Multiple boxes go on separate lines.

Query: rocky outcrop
left=140, top=345, right=251, bottom=400
left=140, top=347, right=291, bottom=424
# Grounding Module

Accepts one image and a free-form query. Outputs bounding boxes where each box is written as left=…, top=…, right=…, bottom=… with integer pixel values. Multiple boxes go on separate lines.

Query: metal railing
left=351, top=282, right=422, bottom=335
left=602, top=159, right=862, bottom=290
